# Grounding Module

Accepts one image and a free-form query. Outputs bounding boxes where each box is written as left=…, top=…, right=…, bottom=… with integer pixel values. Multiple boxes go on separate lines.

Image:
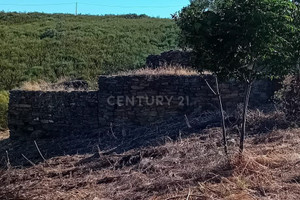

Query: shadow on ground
left=0, top=108, right=223, bottom=167
left=0, top=104, right=289, bottom=168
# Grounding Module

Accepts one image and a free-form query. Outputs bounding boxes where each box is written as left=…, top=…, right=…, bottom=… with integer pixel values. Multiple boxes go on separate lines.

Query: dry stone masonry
left=8, top=75, right=277, bottom=138
left=9, top=91, right=98, bottom=138
left=146, top=50, right=195, bottom=68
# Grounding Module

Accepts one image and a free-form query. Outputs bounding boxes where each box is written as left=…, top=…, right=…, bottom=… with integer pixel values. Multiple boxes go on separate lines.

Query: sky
left=0, top=0, right=190, bottom=18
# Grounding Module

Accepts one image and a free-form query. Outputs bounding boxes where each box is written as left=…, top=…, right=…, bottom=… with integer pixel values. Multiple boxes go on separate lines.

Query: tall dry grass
left=114, top=65, right=206, bottom=76
left=19, top=78, right=85, bottom=92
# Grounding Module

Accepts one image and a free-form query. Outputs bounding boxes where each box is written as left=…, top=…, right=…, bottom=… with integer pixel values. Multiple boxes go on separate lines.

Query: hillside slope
left=0, top=12, right=178, bottom=90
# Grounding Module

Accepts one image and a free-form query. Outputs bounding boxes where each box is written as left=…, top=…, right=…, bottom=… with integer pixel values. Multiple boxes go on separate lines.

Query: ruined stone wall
left=8, top=75, right=276, bottom=138
left=8, top=91, right=98, bottom=138
left=98, top=75, right=276, bottom=127
left=146, top=50, right=195, bottom=68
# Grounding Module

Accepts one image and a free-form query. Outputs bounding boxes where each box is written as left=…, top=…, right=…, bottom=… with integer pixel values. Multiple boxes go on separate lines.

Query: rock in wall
left=146, top=50, right=195, bottom=68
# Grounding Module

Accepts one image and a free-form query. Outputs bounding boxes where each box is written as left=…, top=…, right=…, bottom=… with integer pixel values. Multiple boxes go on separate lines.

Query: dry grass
left=19, top=66, right=207, bottom=91
left=114, top=65, right=205, bottom=76
left=243, top=107, right=289, bottom=134
left=0, top=130, right=9, bottom=141
left=19, top=78, right=86, bottom=92
left=159, top=128, right=300, bottom=200
left=0, top=127, right=299, bottom=200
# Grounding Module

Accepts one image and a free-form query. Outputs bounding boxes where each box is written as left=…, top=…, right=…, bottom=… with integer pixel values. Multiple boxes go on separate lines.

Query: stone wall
left=146, top=50, right=195, bottom=68
left=8, top=75, right=277, bottom=138
left=98, top=75, right=276, bottom=127
left=9, top=91, right=98, bottom=138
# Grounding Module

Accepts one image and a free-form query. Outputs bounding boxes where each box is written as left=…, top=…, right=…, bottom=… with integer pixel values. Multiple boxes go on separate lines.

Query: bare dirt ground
left=0, top=127, right=299, bottom=200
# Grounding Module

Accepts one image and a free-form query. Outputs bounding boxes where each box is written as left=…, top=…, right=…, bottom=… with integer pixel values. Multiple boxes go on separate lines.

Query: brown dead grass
left=159, top=128, right=300, bottom=200
left=115, top=65, right=205, bottom=76
left=0, top=128, right=299, bottom=200
left=0, top=130, right=9, bottom=141
left=19, top=77, right=87, bottom=92
left=20, top=66, right=206, bottom=91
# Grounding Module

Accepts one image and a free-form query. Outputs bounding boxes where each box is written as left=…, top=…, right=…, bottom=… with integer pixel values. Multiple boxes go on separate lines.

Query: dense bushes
left=0, top=91, right=9, bottom=130
left=0, top=12, right=179, bottom=90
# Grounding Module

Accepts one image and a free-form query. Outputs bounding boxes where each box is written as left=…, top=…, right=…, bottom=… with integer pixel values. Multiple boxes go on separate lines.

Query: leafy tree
left=177, top=0, right=299, bottom=152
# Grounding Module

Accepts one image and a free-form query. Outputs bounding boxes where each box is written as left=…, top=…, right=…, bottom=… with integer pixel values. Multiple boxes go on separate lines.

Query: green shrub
left=0, top=91, right=9, bottom=130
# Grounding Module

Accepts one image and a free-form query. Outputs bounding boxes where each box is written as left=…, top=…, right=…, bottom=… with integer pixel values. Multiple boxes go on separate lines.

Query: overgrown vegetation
left=0, top=12, right=179, bottom=90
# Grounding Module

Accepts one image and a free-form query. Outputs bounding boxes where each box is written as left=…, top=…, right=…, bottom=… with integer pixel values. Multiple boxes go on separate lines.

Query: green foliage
left=177, top=0, right=299, bottom=152
left=0, top=12, right=179, bottom=130
left=0, top=12, right=179, bottom=90
left=177, top=0, right=299, bottom=81
left=0, top=91, right=9, bottom=130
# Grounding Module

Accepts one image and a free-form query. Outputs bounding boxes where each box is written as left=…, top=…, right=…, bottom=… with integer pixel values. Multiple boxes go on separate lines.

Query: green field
left=0, top=12, right=179, bottom=129
left=0, top=12, right=179, bottom=90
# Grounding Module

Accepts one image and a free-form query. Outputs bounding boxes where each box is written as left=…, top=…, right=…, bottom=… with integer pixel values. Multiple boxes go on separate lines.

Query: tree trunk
left=297, top=57, right=300, bottom=81
left=215, top=77, right=228, bottom=156
left=204, top=76, right=228, bottom=156
left=239, top=81, right=252, bottom=153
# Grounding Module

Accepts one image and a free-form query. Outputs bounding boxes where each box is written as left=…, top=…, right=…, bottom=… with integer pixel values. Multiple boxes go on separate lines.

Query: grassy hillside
left=0, top=12, right=179, bottom=90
